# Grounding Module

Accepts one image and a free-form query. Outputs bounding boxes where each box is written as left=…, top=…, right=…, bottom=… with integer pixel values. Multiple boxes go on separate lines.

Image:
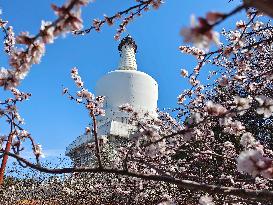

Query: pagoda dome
left=96, top=69, right=158, bottom=117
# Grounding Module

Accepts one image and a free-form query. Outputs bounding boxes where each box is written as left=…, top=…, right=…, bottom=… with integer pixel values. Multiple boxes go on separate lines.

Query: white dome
left=95, top=69, right=158, bottom=117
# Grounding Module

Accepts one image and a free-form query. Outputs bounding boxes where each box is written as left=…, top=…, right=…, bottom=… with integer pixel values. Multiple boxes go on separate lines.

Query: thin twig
left=91, top=112, right=102, bottom=169
left=74, top=0, right=153, bottom=35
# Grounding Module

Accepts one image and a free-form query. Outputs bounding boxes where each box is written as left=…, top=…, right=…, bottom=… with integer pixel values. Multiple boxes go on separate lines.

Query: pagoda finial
left=118, top=35, right=137, bottom=53
left=118, top=35, right=138, bottom=70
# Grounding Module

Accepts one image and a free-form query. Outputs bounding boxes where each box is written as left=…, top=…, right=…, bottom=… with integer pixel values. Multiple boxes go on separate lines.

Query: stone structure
left=65, top=36, right=158, bottom=165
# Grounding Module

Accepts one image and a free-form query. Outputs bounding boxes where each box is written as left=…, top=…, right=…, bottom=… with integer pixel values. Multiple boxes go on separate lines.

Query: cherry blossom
left=180, top=69, right=188, bottom=77
left=0, top=0, right=91, bottom=90
left=33, top=144, right=44, bottom=158
left=234, top=96, right=252, bottom=112
left=180, top=15, right=221, bottom=50
left=240, top=132, right=257, bottom=148
left=255, top=95, right=273, bottom=118
left=199, top=195, right=214, bottom=205
left=237, top=149, right=273, bottom=178
left=40, top=21, right=55, bottom=44
left=204, top=101, right=227, bottom=116
left=4, top=26, right=15, bottom=54
left=119, top=103, right=134, bottom=113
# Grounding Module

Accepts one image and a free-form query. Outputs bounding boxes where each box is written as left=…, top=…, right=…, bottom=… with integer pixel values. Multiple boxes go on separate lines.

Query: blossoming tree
left=1, top=0, right=273, bottom=204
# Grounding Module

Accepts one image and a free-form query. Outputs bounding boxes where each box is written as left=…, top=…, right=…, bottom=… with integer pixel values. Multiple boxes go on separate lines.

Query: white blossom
left=255, top=95, right=273, bottom=118
left=33, top=144, right=45, bottom=158
left=237, top=149, right=272, bottom=178
left=240, top=132, right=256, bottom=148
left=205, top=101, right=227, bottom=116
left=199, top=195, right=214, bottom=205
left=181, top=15, right=220, bottom=50
left=234, top=96, right=251, bottom=113
left=180, top=69, right=188, bottom=77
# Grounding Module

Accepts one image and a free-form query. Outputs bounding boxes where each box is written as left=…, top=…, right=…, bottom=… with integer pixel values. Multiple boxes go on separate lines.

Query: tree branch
left=210, top=4, right=246, bottom=29
left=244, top=0, right=273, bottom=18
left=91, top=112, right=102, bottom=168
left=0, top=114, right=14, bottom=185
left=2, top=151, right=273, bottom=201
left=73, top=0, right=153, bottom=35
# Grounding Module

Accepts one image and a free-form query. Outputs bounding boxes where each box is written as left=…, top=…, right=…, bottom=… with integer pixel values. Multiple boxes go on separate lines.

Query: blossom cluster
left=114, top=0, right=164, bottom=40
left=178, top=10, right=273, bottom=185
left=73, top=0, right=164, bottom=40
left=237, top=149, right=273, bottom=178
left=65, top=67, right=105, bottom=118
left=0, top=88, right=42, bottom=162
left=180, top=13, right=222, bottom=50
left=0, top=0, right=91, bottom=89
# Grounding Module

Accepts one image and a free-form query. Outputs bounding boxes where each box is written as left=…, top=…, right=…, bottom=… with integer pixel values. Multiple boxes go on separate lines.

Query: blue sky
left=0, top=0, right=243, bottom=160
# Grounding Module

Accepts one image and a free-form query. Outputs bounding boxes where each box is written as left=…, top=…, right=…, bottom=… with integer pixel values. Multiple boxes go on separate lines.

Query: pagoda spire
left=118, top=35, right=138, bottom=70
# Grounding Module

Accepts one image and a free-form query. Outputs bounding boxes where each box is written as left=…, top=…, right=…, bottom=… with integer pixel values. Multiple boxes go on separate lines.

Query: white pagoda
left=65, top=36, right=158, bottom=165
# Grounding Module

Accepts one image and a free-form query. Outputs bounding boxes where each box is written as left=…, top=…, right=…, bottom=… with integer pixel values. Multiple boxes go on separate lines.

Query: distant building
left=65, top=36, right=158, bottom=166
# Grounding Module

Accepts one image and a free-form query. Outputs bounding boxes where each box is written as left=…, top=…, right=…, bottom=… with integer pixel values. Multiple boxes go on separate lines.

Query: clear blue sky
left=0, top=0, right=242, bottom=160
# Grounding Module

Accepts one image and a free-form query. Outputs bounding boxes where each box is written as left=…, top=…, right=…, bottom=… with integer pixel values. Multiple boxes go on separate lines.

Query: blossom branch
left=209, top=5, right=246, bottom=29
left=73, top=0, right=160, bottom=37
left=64, top=67, right=105, bottom=168
left=0, top=0, right=91, bottom=89
left=90, top=111, right=102, bottom=168
left=244, top=0, right=273, bottom=18
left=0, top=114, right=14, bottom=185
left=2, top=151, right=273, bottom=201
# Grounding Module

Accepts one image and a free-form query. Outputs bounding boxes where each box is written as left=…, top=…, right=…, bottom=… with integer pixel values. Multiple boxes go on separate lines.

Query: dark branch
left=2, top=151, right=273, bottom=201
left=73, top=0, right=153, bottom=35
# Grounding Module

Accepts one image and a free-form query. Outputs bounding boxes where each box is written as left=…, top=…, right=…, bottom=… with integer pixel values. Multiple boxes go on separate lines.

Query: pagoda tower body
left=65, top=36, right=158, bottom=165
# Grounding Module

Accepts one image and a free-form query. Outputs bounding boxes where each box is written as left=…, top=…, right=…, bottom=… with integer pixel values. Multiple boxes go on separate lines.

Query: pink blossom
left=223, top=120, right=245, bottom=136
left=0, top=68, right=19, bottom=89
left=199, top=195, right=214, bottom=205
left=77, top=0, right=92, bottom=6
left=189, top=76, right=200, bottom=86
left=240, top=132, right=256, bottom=148
left=77, top=88, right=94, bottom=99
left=4, top=26, right=15, bottom=54
left=28, top=41, right=46, bottom=64
left=234, top=96, right=252, bottom=114
left=177, top=94, right=186, bottom=104
left=186, top=112, right=202, bottom=125
left=205, top=101, right=227, bottom=116
left=224, top=141, right=235, bottom=149
left=71, top=67, right=84, bottom=88
left=151, top=0, right=164, bottom=10
left=51, top=4, right=67, bottom=17
left=237, top=149, right=272, bottom=178
left=180, top=69, right=188, bottom=77
left=218, top=75, right=228, bottom=86
left=40, top=21, right=55, bottom=44
left=19, top=130, right=29, bottom=138
left=119, top=103, right=134, bottom=113
left=64, top=12, right=83, bottom=31
left=157, top=200, right=175, bottom=205
left=16, top=32, right=33, bottom=45
left=255, top=95, right=273, bottom=118
left=236, top=20, right=246, bottom=29
left=34, top=144, right=44, bottom=158
left=180, top=15, right=220, bottom=50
